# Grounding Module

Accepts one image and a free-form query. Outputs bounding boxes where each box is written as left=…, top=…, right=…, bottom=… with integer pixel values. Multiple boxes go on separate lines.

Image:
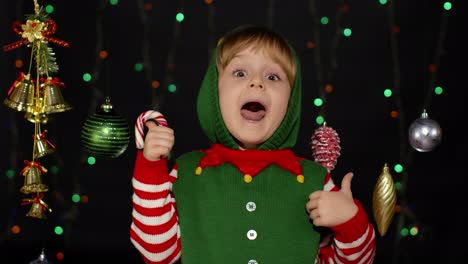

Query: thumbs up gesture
left=306, top=172, right=358, bottom=227
left=143, top=120, right=175, bottom=162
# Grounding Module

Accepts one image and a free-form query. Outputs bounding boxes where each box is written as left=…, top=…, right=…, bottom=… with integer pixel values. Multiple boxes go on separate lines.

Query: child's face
left=218, top=46, right=292, bottom=149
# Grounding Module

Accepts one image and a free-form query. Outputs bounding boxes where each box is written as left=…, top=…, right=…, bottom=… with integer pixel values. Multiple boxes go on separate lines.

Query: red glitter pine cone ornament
left=311, top=122, right=341, bottom=172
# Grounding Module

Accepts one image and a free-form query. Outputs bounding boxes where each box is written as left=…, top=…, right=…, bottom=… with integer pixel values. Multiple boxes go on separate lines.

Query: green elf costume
left=130, top=32, right=375, bottom=264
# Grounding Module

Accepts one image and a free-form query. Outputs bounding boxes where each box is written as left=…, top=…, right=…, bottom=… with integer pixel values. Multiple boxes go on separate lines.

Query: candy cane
left=135, top=110, right=168, bottom=149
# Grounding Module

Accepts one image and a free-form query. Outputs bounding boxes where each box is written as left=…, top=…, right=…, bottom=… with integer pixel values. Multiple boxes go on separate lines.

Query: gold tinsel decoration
left=372, top=163, right=397, bottom=236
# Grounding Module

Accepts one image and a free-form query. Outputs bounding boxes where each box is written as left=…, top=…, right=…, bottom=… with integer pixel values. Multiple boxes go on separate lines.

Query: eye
left=267, top=74, right=280, bottom=81
left=233, top=69, right=247, bottom=77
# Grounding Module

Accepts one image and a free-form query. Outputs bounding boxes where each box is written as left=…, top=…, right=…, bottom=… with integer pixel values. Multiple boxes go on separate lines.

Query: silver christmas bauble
left=408, top=110, right=442, bottom=152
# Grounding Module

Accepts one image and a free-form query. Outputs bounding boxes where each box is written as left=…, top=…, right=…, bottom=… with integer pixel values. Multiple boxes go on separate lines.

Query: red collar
left=195, top=144, right=304, bottom=181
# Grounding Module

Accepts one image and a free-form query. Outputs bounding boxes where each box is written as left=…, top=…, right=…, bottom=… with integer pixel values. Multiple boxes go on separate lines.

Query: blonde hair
left=216, top=26, right=296, bottom=86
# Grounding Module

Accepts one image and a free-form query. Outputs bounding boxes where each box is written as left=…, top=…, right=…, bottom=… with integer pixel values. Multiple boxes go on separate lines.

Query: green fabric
left=196, top=47, right=303, bottom=150
left=172, top=151, right=326, bottom=263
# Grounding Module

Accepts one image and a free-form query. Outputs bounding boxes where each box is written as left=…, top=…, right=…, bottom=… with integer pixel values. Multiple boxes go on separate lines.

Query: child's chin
left=237, top=137, right=266, bottom=149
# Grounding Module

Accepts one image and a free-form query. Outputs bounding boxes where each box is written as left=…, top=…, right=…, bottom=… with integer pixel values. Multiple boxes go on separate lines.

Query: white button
left=246, top=202, right=256, bottom=212
left=247, top=229, right=257, bottom=240
left=248, top=260, right=258, bottom=264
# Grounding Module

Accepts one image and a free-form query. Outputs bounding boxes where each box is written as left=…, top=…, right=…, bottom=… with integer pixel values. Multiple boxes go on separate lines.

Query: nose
left=250, top=83, right=263, bottom=88
left=249, top=79, right=264, bottom=89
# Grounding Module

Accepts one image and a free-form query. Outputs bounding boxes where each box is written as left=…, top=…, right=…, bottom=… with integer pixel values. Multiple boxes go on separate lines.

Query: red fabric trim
left=198, top=143, right=303, bottom=177
left=134, top=151, right=170, bottom=184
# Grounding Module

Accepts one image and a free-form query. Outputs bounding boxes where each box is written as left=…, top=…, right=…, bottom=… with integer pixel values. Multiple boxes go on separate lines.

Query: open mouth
left=241, top=102, right=266, bottom=121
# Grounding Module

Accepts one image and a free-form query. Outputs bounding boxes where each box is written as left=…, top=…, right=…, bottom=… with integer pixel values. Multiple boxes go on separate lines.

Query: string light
left=15, top=59, right=23, bottom=68
left=168, top=84, right=177, bottom=93
left=380, top=3, right=451, bottom=261
left=308, top=1, right=350, bottom=125
left=56, top=251, right=65, bottom=261
left=343, top=28, right=352, bottom=37
left=393, top=164, right=403, bottom=173
left=384, top=89, right=393, bottom=97
left=87, top=156, right=96, bottom=165
left=175, top=12, right=184, bottom=22
left=54, top=226, right=63, bottom=235
left=134, top=62, right=144, bottom=72
left=320, top=17, right=329, bottom=25
left=71, top=194, right=80, bottom=203
left=313, top=98, right=323, bottom=107
left=45, top=4, right=54, bottom=13
left=315, top=115, right=325, bottom=125
left=82, top=73, right=92, bottom=82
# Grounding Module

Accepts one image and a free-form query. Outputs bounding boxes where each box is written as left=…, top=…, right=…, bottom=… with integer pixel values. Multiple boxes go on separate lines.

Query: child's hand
left=306, top=172, right=358, bottom=227
left=143, top=121, right=174, bottom=161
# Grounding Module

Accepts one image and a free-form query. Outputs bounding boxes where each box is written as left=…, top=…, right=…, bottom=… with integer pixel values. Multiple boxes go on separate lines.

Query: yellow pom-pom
left=244, top=174, right=252, bottom=183
left=296, top=175, right=304, bottom=183
left=195, top=166, right=202, bottom=175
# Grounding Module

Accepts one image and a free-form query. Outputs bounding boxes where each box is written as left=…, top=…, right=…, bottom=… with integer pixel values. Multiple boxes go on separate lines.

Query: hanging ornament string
left=406, top=3, right=448, bottom=154
left=307, top=1, right=347, bottom=175
left=308, top=0, right=348, bottom=121
left=423, top=4, right=450, bottom=111
left=134, top=0, right=183, bottom=158
left=85, top=0, right=107, bottom=110
left=384, top=2, right=413, bottom=262
left=382, top=1, right=450, bottom=263
left=162, top=0, right=184, bottom=109
left=137, top=0, right=158, bottom=109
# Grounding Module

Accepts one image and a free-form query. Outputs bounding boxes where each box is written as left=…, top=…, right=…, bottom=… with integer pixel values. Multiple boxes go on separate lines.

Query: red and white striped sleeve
left=317, top=173, right=377, bottom=264
left=130, top=150, right=181, bottom=264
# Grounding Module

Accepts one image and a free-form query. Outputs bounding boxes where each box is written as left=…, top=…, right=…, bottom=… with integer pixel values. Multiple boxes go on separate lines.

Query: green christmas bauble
left=81, top=98, right=130, bottom=159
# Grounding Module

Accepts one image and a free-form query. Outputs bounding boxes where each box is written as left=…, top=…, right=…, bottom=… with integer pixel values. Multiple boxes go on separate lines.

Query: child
left=130, top=25, right=376, bottom=264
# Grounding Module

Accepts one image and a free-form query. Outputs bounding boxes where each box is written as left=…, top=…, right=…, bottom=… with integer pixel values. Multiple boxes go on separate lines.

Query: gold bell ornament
left=21, top=193, right=51, bottom=219
left=33, top=130, right=55, bottom=159
left=372, top=163, right=397, bottom=236
left=40, top=76, right=73, bottom=114
left=19, top=160, right=49, bottom=194
left=3, top=72, right=35, bottom=112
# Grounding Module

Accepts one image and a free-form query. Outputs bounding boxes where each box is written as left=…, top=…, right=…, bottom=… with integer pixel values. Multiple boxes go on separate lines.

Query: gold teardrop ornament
left=372, top=163, right=397, bottom=236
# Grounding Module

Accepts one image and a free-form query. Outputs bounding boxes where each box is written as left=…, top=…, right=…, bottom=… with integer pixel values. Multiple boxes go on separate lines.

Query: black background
left=0, top=0, right=465, bottom=263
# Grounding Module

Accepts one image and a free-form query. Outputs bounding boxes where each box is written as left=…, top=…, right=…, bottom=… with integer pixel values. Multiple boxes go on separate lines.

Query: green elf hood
left=196, top=47, right=302, bottom=150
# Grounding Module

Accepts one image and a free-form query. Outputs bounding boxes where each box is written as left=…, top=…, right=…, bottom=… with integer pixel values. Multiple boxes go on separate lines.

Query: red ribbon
left=20, top=192, right=49, bottom=212
left=42, top=19, right=70, bottom=48
left=7, top=72, right=27, bottom=96
left=40, top=76, right=65, bottom=87
left=3, top=21, right=29, bottom=52
left=32, top=130, right=56, bottom=150
left=3, top=19, right=70, bottom=52
left=20, top=160, right=47, bottom=175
